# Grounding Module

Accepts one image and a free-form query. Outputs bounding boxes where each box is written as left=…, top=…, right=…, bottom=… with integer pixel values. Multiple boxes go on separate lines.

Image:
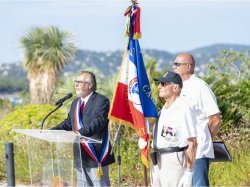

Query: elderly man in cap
left=139, top=71, right=197, bottom=186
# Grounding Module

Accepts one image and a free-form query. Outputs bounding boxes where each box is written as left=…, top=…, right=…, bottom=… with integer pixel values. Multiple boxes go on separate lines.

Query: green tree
left=203, top=49, right=250, bottom=133
left=0, top=98, right=12, bottom=119
left=145, top=57, right=169, bottom=110
left=0, top=105, right=65, bottom=180
left=0, top=77, right=27, bottom=92
left=19, top=26, right=76, bottom=104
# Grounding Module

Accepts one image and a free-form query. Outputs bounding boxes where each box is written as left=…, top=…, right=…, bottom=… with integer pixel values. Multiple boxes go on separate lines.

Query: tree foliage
left=1, top=50, right=249, bottom=185
left=0, top=98, right=12, bottom=119
left=0, top=77, right=27, bottom=93
left=19, top=26, right=76, bottom=104
left=0, top=105, right=65, bottom=180
left=203, top=49, right=250, bottom=133
left=145, top=58, right=169, bottom=110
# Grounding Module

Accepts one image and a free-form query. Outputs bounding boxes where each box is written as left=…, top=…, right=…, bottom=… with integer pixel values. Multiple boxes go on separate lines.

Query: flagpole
left=109, top=1, right=158, bottom=186
left=110, top=124, right=122, bottom=187
left=117, top=127, right=121, bottom=187
left=144, top=165, right=148, bottom=187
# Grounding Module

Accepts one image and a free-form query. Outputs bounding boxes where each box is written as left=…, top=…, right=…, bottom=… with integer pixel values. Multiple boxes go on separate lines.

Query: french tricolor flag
left=109, top=36, right=157, bottom=167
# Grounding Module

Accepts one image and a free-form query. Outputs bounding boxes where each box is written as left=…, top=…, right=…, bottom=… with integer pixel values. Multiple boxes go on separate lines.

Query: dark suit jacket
left=51, top=92, right=115, bottom=168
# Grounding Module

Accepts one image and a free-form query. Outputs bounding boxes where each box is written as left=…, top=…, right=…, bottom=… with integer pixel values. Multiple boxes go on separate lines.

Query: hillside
left=0, top=43, right=249, bottom=92
left=63, top=43, right=249, bottom=76
left=190, top=43, right=250, bottom=66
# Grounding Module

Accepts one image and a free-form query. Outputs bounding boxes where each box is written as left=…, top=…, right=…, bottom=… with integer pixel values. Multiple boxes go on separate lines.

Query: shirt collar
left=81, top=92, right=93, bottom=105
left=183, top=74, right=196, bottom=84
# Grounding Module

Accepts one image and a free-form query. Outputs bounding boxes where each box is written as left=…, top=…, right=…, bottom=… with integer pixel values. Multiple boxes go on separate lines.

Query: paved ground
left=0, top=182, right=26, bottom=187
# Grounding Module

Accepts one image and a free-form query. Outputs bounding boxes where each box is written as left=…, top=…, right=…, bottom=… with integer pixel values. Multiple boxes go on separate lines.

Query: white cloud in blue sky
left=0, top=0, right=250, bottom=63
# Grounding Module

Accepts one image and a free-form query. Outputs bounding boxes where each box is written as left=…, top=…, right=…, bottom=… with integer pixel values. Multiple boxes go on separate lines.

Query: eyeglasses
left=74, top=80, right=90, bottom=86
left=173, top=62, right=191, bottom=67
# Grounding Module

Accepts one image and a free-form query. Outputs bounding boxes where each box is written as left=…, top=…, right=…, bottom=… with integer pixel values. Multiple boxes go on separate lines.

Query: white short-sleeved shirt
left=155, top=97, right=197, bottom=149
left=181, top=74, right=220, bottom=159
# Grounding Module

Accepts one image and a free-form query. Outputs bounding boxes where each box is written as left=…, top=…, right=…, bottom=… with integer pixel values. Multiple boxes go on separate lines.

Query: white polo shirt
left=156, top=97, right=197, bottom=149
left=181, top=74, right=220, bottom=159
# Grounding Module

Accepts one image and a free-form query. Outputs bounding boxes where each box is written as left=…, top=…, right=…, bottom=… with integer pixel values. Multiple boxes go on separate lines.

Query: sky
left=0, top=0, right=250, bottom=63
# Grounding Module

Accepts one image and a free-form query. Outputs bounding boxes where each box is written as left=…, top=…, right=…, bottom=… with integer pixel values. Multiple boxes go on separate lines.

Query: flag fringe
left=133, top=32, right=141, bottom=39
left=109, top=116, right=135, bottom=130
left=141, top=154, right=149, bottom=168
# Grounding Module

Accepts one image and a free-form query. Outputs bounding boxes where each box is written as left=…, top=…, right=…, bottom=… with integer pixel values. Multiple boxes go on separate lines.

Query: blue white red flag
left=109, top=36, right=157, bottom=167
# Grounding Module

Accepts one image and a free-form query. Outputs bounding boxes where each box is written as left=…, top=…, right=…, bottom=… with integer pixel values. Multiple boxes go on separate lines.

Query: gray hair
left=78, top=70, right=97, bottom=91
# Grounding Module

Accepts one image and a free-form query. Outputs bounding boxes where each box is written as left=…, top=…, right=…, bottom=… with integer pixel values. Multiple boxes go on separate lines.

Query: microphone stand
left=40, top=103, right=63, bottom=132
left=110, top=124, right=122, bottom=187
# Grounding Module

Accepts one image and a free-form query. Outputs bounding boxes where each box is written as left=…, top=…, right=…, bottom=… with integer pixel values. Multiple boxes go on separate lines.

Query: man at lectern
left=51, top=70, right=115, bottom=186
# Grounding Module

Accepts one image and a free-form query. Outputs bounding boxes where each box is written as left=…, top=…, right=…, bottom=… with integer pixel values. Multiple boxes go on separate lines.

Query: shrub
left=109, top=124, right=150, bottom=186
left=203, top=49, right=250, bottom=133
left=0, top=105, right=65, bottom=181
left=0, top=104, right=148, bottom=185
left=210, top=124, right=250, bottom=185
left=0, top=98, right=12, bottom=119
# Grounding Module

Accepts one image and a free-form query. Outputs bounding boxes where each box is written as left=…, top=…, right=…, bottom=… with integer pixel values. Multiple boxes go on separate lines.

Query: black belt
left=155, top=146, right=188, bottom=153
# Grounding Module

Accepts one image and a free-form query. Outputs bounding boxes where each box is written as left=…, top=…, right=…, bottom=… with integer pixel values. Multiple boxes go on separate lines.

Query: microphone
left=41, top=94, right=72, bottom=131
left=55, top=93, right=73, bottom=105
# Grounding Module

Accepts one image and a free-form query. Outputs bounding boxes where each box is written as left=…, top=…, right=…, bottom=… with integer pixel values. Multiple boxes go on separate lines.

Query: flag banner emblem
left=109, top=37, right=157, bottom=167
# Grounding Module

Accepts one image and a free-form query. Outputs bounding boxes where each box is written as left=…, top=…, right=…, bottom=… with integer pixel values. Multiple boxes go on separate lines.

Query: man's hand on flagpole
left=138, top=137, right=147, bottom=149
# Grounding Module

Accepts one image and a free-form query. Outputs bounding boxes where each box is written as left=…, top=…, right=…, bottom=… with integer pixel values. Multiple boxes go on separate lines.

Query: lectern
left=14, top=129, right=101, bottom=186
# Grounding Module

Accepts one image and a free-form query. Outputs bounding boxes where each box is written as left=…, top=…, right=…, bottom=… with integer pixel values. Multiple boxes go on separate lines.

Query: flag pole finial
left=123, top=0, right=141, bottom=39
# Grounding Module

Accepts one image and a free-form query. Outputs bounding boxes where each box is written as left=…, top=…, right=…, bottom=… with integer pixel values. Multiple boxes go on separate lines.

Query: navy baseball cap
left=154, top=71, right=183, bottom=88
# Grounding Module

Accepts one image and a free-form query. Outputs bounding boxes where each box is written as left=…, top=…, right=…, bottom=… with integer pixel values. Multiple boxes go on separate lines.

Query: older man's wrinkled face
left=157, top=82, right=176, bottom=99
left=74, top=73, right=92, bottom=98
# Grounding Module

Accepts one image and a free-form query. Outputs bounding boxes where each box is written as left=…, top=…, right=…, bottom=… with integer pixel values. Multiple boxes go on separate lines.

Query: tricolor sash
left=74, top=99, right=110, bottom=179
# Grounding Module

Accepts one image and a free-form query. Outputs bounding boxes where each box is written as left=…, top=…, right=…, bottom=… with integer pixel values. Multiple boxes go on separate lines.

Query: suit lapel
left=72, top=98, right=80, bottom=131
left=83, top=92, right=97, bottom=115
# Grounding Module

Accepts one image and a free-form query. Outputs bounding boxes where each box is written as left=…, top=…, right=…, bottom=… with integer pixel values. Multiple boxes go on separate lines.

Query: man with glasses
left=173, top=53, right=221, bottom=186
left=141, top=71, right=197, bottom=186
left=51, top=70, right=115, bottom=186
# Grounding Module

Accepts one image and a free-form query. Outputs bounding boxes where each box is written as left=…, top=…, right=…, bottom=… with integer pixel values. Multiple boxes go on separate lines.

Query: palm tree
left=20, top=26, right=76, bottom=104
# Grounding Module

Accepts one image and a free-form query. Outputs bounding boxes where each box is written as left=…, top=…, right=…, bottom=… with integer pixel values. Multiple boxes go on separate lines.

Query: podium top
left=14, top=129, right=102, bottom=144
